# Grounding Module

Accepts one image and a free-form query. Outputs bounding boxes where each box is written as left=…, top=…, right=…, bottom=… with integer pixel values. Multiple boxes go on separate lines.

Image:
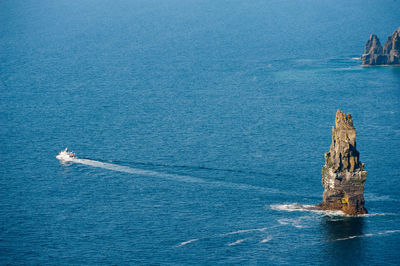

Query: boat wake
left=75, top=158, right=207, bottom=183
left=57, top=153, right=292, bottom=195
left=57, top=149, right=326, bottom=199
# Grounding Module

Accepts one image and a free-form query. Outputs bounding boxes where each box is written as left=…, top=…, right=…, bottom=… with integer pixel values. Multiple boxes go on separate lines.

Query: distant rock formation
left=318, top=110, right=367, bottom=215
left=361, top=26, right=400, bottom=65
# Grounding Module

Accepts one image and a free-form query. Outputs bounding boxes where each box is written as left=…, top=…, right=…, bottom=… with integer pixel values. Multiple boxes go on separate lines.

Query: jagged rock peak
left=325, top=110, right=361, bottom=173
left=361, top=26, right=400, bottom=65
left=335, top=109, right=354, bottom=128
left=364, top=34, right=383, bottom=55
left=318, top=110, right=367, bottom=215
left=385, top=26, right=400, bottom=64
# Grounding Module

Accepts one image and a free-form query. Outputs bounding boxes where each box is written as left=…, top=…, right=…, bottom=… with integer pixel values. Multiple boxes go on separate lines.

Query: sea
left=1, top=0, right=400, bottom=264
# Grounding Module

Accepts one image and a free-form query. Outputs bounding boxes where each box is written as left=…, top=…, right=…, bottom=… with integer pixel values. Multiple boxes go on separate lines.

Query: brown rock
left=317, top=110, right=367, bottom=215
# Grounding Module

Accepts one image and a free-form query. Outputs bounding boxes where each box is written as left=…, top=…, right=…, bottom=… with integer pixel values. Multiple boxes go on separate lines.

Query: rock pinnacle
left=318, top=110, right=367, bottom=215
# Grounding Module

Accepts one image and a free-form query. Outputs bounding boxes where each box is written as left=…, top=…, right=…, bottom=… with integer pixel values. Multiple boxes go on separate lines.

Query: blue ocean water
left=1, top=0, right=400, bottom=264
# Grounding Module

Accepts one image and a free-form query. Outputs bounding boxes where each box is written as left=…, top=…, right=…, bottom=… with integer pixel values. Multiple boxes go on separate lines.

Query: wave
left=358, top=213, right=395, bottom=217
left=178, top=226, right=276, bottom=247
left=332, top=66, right=362, bottom=72
left=177, top=238, right=199, bottom=246
left=277, top=217, right=310, bottom=228
left=260, top=236, right=273, bottom=243
left=227, top=238, right=250, bottom=246
left=334, top=230, right=400, bottom=241
left=270, top=203, right=394, bottom=217
left=222, top=227, right=271, bottom=236
left=270, top=203, right=345, bottom=216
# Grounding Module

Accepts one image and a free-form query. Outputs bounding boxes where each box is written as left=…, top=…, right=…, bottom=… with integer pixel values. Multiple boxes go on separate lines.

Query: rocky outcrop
left=318, top=110, right=367, bottom=215
left=361, top=34, right=387, bottom=65
left=384, top=27, right=400, bottom=64
left=361, top=26, right=400, bottom=65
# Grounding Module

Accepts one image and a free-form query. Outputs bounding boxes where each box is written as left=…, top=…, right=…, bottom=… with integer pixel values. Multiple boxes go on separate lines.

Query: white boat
left=56, top=147, right=77, bottom=161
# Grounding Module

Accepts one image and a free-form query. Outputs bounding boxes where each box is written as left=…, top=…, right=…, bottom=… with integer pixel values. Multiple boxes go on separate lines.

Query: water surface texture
left=1, top=0, right=400, bottom=264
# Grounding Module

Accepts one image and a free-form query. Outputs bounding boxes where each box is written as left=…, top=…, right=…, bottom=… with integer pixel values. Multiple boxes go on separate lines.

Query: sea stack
left=318, top=110, right=367, bottom=215
left=361, top=26, right=400, bottom=65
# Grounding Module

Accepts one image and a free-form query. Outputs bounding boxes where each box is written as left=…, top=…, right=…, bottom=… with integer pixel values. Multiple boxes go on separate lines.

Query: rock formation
left=318, top=110, right=367, bottom=215
left=361, top=26, right=400, bottom=65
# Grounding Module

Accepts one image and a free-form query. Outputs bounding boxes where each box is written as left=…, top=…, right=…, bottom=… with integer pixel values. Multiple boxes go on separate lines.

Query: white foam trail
left=294, top=224, right=307, bottom=229
left=227, top=238, right=249, bottom=246
left=270, top=203, right=345, bottom=216
left=334, top=230, right=400, bottom=241
left=383, top=230, right=400, bottom=234
left=358, top=213, right=393, bottom=217
left=336, top=235, right=357, bottom=241
left=277, top=219, right=288, bottom=225
left=260, top=236, right=272, bottom=243
left=351, top=57, right=361, bottom=60
left=178, top=226, right=277, bottom=247
left=270, top=203, right=314, bottom=212
left=222, top=227, right=270, bottom=236
left=178, top=238, right=199, bottom=246
left=333, top=67, right=361, bottom=71
left=277, top=217, right=310, bottom=228
left=271, top=203, right=395, bottom=218
left=67, top=158, right=291, bottom=195
left=75, top=159, right=206, bottom=183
